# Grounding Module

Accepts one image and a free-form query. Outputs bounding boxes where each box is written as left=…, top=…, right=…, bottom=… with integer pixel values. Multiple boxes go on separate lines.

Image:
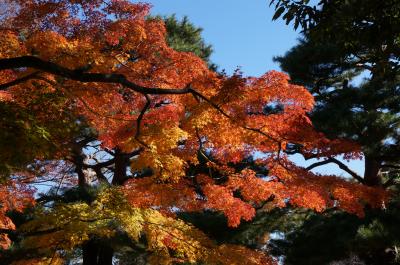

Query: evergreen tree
left=155, top=14, right=217, bottom=70
left=266, top=1, right=400, bottom=263
left=271, top=0, right=400, bottom=187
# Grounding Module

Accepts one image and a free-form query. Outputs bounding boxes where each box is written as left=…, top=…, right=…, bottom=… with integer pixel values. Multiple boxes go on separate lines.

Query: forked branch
left=0, top=56, right=281, bottom=145
left=306, top=157, right=365, bottom=183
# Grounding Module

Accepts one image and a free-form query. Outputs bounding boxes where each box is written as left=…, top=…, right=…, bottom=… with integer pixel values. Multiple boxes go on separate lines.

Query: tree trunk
left=98, top=244, right=114, bottom=265
left=72, top=145, right=87, bottom=187
left=82, top=240, right=98, bottom=265
left=82, top=239, right=114, bottom=265
left=364, top=155, right=381, bottom=186
left=112, top=149, right=130, bottom=185
left=82, top=148, right=128, bottom=264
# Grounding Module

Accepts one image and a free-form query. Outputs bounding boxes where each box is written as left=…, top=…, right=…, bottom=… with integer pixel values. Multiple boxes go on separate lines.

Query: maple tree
left=0, top=0, right=389, bottom=264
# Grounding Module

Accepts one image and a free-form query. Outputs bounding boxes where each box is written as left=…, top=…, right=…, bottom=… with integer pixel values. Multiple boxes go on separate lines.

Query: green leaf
left=273, top=6, right=286, bottom=20
left=294, top=18, right=300, bottom=30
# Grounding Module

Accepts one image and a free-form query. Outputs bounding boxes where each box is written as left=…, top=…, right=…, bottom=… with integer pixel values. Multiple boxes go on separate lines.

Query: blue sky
left=145, top=0, right=365, bottom=178
left=146, top=0, right=298, bottom=76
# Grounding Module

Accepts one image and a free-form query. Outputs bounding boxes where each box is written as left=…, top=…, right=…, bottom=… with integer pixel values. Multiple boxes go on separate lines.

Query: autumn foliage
left=0, top=0, right=388, bottom=264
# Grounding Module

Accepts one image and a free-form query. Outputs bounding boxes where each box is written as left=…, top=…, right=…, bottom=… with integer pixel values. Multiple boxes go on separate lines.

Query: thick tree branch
left=83, top=159, right=116, bottom=170
left=0, top=56, right=191, bottom=94
left=82, top=148, right=142, bottom=170
left=93, top=167, right=110, bottom=184
left=306, top=157, right=365, bottom=183
left=0, top=56, right=281, bottom=145
left=135, top=94, right=151, bottom=140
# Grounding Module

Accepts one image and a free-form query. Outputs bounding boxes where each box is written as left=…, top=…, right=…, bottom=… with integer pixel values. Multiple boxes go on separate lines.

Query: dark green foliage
left=178, top=211, right=233, bottom=243
left=270, top=0, right=315, bottom=30
left=273, top=210, right=362, bottom=265
left=0, top=102, right=54, bottom=179
left=153, top=14, right=217, bottom=71
left=275, top=38, right=400, bottom=153
left=270, top=204, right=400, bottom=265
left=267, top=1, right=400, bottom=264
left=0, top=87, right=89, bottom=179
left=271, top=0, right=400, bottom=186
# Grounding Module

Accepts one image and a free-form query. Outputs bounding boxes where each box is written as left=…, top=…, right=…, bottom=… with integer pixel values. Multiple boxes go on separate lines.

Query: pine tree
left=271, top=0, right=400, bottom=187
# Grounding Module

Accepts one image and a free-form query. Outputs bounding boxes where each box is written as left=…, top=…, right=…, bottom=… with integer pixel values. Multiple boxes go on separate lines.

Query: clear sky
left=146, top=0, right=298, bottom=76
left=145, top=0, right=365, bottom=178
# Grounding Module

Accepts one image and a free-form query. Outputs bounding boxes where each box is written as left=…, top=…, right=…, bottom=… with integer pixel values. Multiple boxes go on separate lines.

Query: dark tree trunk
left=82, top=239, right=114, bottom=265
left=82, top=240, right=98, bottom=265
left=72, top=145, right=87, bottom=187
left=98, top=244, right=114, bottom=265
left=75, top=156, right=86, bottom=187
left=112, top=149, right=130, bottom=185
left=364, top=155, right=381, bottom=186
left=81, top=148, right=129, bottom=264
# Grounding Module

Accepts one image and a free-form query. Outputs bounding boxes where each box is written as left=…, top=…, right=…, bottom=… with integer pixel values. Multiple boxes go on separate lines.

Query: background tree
left=270, top=0, right=400, bottom=187
left=270, top=203, right=400, bottom=265
left=0, top=0, right=389, bottom=264
left=268, top=0, right=400, bottom=263
left=159, top=14, right=217, bottom=71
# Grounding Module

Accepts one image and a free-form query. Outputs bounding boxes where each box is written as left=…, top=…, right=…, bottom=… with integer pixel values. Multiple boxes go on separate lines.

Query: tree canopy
left=271, top=0, right=400, bottom=187
left=269, top=0, right=400, bottom=263
left=0, top=0, right=389, bottom=264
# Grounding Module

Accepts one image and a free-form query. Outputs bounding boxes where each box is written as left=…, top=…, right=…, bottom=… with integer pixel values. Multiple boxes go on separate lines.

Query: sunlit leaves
left=20, top=188, right=143, bottom=251
left=0, top=0, right=391, bottom=264
left=203, top=183, right=256, bottom=227
left=19, top=188, right=273, bottom=264
left=0, top=181, right=34, bottom=249
left=0, top=31, right=23, bottom=59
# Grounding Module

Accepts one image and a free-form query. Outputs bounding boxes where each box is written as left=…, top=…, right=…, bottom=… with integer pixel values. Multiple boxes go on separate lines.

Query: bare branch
left=383, top=175, right=399, bottom=188
left=83, top=159, right=115, bottom=170
left=82, top=148, right=142, bottom=170
left=93, top=167, right=110, bottom=184
left=306, top=157, right=365, bottom=183
left=306, top=159, right=332, bottom=170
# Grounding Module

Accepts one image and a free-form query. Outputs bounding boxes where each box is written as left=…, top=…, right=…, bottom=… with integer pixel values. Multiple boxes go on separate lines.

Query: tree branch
left=189, top=88, right=280, bottom=144
left=93, top=167, right=110, bottom=184
left=306, top=157, right=365, bottom=184
left=0, top=56, right=191, bottom=94
left=381, top=164, right=400, bottom=170
left=0, top=56, right=281, bottom=145
left=135, top=94, right=151, bottom=140
left=82, top=148, right=142, bottom=170
left=83, top=159, right=116, bottom=170
left=383, top=175, right=398, bottom=188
